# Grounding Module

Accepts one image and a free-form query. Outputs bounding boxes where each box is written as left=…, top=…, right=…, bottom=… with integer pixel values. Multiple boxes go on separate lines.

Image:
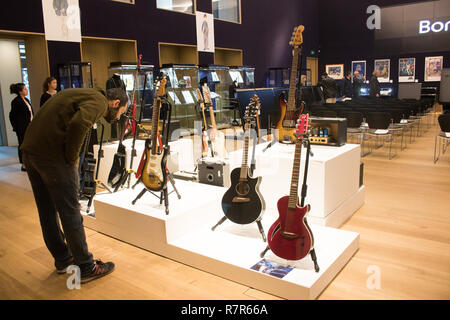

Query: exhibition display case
left=160, top=64, right=200, bottom=131
left=267, top=67, right=290, bottom=87
left=57, top=62, right=93, bottom=90
left=229, top=65, right=256, bottom=88
left=199, top=64, right=234, bottom=127
left=108, top=62, right=155, bottom=119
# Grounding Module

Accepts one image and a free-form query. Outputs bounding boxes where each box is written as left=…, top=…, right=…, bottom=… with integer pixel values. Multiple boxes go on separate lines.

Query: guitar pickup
left=232, top=196, right=251, bottom=203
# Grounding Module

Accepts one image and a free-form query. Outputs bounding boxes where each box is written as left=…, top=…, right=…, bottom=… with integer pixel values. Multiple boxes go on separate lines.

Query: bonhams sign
left=419, top=20, right=450, bottom=34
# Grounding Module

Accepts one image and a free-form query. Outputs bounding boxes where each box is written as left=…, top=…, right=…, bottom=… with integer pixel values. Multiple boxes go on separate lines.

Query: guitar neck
left=239, top=124, right=250, bottom=181
left=287, top=46, right=301, bottom=111
left=151, top=97, right=161, bottom=154
left=208, top=105, right=217, bottom=131
left=288, top=136, right=303, bottom=209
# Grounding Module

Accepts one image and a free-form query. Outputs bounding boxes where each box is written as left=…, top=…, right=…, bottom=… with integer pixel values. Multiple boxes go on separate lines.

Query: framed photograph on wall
left=325, top=64, right=344, bottom=79
left=399, top=58, right=416, bottom=82
left=41, top=0, right=81, bottom=42
left=352, top=61, right=366, bottom=82
left=374, top=59, right=390, bottom=83
left=424, top=56, right=443, bottom=82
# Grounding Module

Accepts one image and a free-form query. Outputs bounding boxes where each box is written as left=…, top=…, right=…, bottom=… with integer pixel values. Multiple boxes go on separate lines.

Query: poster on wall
left=424, top=56, right=443, bottom=82
left=325, top=64, right=344, bottom=79
left=352, top=61, right=366, bottom=82
left=374, top=59, right=390, bottom=83
left=196, top=11, right=215, bottom=53
left=41, top=0, right=81, bottom=42
left=399, top=58, right=416, bottom=82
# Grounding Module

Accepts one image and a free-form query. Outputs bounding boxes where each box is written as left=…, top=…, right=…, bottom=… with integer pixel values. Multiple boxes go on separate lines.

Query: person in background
left=341, top=71, right=353, bottom=99
left=319, top=72, right=338, bottom=104
left=352, top=71, right=365, bottom=98
left=370, top=70, right=381, bottom=98
left=21, top=87, right=128, bottom=283
left=9, top=83, right=34, bottom=172
left=40, top=77, right=58, bottom=107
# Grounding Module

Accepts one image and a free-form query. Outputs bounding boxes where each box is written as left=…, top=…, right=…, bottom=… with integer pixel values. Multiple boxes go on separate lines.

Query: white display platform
left=93, top=138, right=195, bottom=187
left=85, top=180, right=360, bottom=300
left=228, top=142, right=364, bottom=227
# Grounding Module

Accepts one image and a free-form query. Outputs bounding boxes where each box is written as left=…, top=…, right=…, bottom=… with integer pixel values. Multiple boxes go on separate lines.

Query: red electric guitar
left=262, top=114, right=319, bottom=272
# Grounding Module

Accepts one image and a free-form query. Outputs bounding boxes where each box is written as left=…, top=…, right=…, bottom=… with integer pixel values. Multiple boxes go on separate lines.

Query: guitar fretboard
left=240, top=124, right=250, bottom=181
left=287, top=46, right=301, bottom=112
left=288, top=136, right=303, bottom=209
left=151, top=97, right=161, bottom=155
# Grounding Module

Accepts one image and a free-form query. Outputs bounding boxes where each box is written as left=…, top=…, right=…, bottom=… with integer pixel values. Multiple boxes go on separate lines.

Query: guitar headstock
left=201, top=83, right=212, bottom=105
left=243, top=95, right=259, bottom=126
left=137, top=54, right=142, bottom=72
left=295, top=113, right=309, bottom=138
left=289, top=25, right=304, bottom=48
left=155, top=74, right=167, bottom=97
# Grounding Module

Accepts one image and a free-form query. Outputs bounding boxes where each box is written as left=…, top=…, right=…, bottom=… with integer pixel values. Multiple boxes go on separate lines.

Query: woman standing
left=40, top=77, right=57, bottom=107
left=9, top=83, right=34, bottom=171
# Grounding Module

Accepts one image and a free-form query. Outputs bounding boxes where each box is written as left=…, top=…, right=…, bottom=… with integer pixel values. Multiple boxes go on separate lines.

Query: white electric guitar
left=201, top=83, right=228, bottom=159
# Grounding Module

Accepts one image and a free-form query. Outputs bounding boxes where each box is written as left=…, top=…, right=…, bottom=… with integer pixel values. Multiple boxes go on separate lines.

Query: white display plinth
left=84, top=180, right=359, bottom=300
left=228, top=142, right=364, bottom=227
left=93, top=138, right=195, bottom=187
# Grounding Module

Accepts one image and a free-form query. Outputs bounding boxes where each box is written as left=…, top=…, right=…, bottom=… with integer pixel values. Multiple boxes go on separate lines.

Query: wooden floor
left=0, top=114, right=449, bottom=300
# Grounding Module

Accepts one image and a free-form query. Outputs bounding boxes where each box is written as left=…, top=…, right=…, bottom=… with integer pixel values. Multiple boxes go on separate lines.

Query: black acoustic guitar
left=221, top=95, right=265, bottom=225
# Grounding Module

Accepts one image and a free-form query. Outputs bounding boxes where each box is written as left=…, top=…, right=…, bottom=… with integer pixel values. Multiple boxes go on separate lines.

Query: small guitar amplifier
left=197, top=157, right=230, bottom=188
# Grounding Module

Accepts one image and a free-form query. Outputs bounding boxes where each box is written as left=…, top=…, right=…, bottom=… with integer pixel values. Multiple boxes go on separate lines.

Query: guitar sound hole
left=235, top=182, right=250, bottom=196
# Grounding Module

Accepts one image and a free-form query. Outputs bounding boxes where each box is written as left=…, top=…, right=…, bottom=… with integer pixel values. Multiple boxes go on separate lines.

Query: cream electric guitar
left=201, top=83, right=228, bottom=159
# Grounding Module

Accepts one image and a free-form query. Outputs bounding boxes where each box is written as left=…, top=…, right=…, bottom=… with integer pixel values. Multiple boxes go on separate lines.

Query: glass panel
left=212, top=0, right=240, bottom=23
left=157, top=0, right=194, bottom=14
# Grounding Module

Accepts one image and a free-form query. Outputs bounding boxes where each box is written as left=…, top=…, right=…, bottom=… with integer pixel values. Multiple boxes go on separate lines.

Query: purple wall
left=0, top=0, right=319, bottom=88
left=317, top=0, right=450, bottom=93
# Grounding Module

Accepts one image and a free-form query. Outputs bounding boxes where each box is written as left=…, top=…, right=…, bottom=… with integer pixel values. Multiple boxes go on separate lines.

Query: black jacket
left=9, top=96, right=33, bottom=134
left=352, top=78, right=364, bottom=98
left=40, top=92, right=52, bottom=107
left=342, top=77, right=353, bottom=97
left=319, top=76, right=338, bottom=99
left=369, top=76, right=381, bottom=97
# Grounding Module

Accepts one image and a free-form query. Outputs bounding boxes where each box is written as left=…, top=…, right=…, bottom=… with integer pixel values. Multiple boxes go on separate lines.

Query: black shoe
left=55, top=257, right=75, bottom=274
left=21, top=167, right=26, bottom=172
left=80, top=260, right=115, bottom=284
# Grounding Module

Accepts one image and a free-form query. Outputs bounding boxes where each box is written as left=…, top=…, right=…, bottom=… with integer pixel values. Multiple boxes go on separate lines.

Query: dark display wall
left=0, top=0, right=319, bottom=88
left=317, top=0, right=450, bottom=95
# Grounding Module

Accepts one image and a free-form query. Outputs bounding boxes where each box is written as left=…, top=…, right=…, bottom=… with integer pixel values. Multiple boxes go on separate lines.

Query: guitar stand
left=211, top=133, right=266, bottom=242
left=85, top=123, right=112, bottom=215
left=259, top=135, right=320, bottom=273
left=131, top=169, right=181, bottom=215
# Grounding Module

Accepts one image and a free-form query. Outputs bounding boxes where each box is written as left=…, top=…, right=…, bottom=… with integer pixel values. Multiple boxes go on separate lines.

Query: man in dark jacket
left=21, top=87, right=128, bottom=283
left=369, top=70, right=381, bottom=98
left=319, top=72, right=338, bottom=103
left=341, top=71, right=353, bottom=98
left=352, top=71, right=365, bottom=98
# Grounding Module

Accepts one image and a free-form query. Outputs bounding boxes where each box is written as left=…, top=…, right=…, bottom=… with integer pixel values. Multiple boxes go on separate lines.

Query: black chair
left=434, top=114, right=450, bottom=163
left=367, top=112, right=398, bottom=159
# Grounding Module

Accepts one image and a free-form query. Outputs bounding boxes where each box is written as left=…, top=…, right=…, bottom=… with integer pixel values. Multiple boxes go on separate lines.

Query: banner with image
left=374, top=59, right=390, bottom=83
left=42, top=0, right=81, bottom=42
left=352, top=61, right=366, bottom=82
left=325, top=64, right=344, bottom=79
left=424, top=56, right=443, bottom=82
left=196, top=11, right=215, bottom=53
left=399, top=58, right=416, bottom=82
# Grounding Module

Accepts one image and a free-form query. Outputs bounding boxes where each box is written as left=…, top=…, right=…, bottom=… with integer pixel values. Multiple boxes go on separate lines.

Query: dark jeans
left=22, top=152, right=94, bottom=274
left=16, top=130, right=25, bottom=164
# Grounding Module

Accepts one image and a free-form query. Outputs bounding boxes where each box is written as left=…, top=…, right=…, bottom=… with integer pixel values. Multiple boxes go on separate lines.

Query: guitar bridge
left=280, top=231, right=300, bottom=239
left=232, top=196, right=251, bottom=203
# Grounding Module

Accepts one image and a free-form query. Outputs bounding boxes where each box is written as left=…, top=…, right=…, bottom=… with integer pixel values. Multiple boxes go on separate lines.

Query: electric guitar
left=267, top=114, right=315, bottom=260
left=201, top=83, right=228, bottom=159
left=196, top=88, right=209, bottom=158
left=221, top=95, right=265, bottom=225
left=141, top=75, right=168, bottom=192
left=276, top=25, right=305, bottom=144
